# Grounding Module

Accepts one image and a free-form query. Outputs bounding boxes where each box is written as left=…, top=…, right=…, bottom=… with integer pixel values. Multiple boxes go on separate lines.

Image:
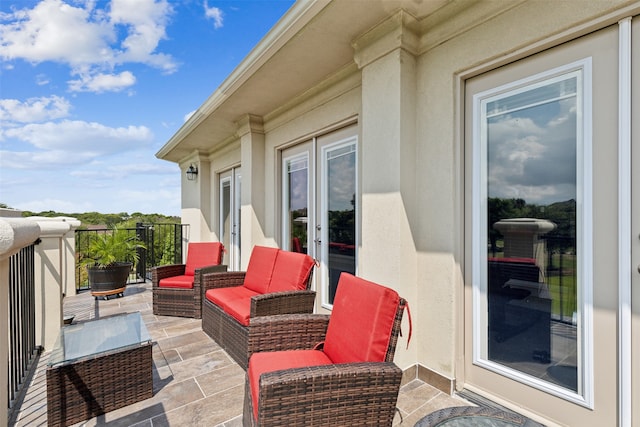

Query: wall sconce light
left=186, top=164, right=198, bottom=181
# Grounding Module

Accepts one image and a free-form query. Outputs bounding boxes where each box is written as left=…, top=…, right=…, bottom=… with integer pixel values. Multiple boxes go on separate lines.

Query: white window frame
left=471, top=58, right=594, bottom=407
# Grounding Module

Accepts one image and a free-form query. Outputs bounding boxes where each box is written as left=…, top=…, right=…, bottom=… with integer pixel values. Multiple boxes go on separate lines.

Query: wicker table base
left=46, top=313, right=153, bottom=427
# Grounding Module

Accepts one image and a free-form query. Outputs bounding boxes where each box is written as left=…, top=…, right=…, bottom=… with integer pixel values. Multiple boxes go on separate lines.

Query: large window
left=472, top=61, right=592, bottom=401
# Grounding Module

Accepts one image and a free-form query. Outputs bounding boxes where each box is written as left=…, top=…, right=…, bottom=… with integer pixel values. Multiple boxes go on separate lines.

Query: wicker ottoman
left=46, top=312, right=153, bottom=427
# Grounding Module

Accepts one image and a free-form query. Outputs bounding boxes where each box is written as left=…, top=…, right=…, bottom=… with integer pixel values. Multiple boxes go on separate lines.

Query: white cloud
left=0, top=119, right=154, bottom=171
left=35, top=74, right=50, bottom=86
left=68, top=70, right=136, bottom=93
left=0, top=149, right=95, bottom=168
left=3, top=119, right=152, bottom=152
left=0, top=0, right=114, bottom=65
left=204, top=1, right=223, bottom=29
left=0, top=0, right=177, bottom=92
left=109, top=0, right=177, bottom=73
left=0, top=95, right=71, bottom=123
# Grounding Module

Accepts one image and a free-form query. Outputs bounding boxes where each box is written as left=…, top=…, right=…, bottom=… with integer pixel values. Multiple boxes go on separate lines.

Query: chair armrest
left=248, top=314, right=330, bottom=353
left=255, top=362, right=402, bottom=423
left=201, top=271, right=246, bottom=292
left=151, top=264, right=186, bottom=285
left=196, top=264, right=228, bottom=276
left=250, top=290, right=316, bottom=318
left=194, top=264, right=228, bottom=293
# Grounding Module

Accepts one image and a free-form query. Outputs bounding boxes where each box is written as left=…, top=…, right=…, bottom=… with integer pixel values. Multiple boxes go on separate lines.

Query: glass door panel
left=320, top=139, right=356, bottom=306
left=220, top=167, right=241, bottom=270
left=481, top=72, right=580, bottom=392
left=220, top=177, right=231, bottom=264
left=283, top=153, right=310, bottom=254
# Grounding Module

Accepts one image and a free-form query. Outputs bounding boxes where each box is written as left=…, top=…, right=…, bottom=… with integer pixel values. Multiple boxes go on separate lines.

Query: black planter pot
left=87, top=262, right=132, bottom=299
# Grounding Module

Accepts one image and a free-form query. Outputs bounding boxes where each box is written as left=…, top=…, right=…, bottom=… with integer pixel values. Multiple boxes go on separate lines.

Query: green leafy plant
left=80, top=228, right=146, bottom=269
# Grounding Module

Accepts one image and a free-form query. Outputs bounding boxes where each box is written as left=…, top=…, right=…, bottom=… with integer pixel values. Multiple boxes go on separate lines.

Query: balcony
left=1, top=213, right=472, bottom=427
left=9, top=280, right=469, bottom=426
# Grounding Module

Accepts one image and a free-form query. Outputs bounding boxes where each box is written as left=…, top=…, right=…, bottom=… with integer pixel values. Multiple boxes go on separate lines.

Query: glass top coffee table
left=415, top=406, right=543, bottom=427
left=46, top=312, right=153, bottom=427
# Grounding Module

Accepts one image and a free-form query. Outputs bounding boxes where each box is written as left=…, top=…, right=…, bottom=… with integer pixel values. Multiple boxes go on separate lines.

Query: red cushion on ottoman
left=248, top=350, right=332, bottom=420
left=243, top=246, right=279, bottom=294
left=158, top=275, right=194, bottom=289
left=268, top=250, right=315, bottom=292
left=323, top=273, right=400, bottom=364
left=184, top=242, right=224, bottom=276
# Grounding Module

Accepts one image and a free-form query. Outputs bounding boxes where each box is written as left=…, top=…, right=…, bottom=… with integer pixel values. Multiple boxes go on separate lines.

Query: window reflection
left=326, top=144, right=356, bottom=304
left=286, top=157, right=308, bottom=253
left=484, top=74, right=579, bottom=392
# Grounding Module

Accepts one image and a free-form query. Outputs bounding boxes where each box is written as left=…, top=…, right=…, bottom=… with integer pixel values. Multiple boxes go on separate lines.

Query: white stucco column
left=238, top=114, right=266, bottom=269
left=27, top=216, right=81, bottom=297
left=0, top=216, right=40, bottom=427
left=353, top=11, right=419, bottom=369
left=181, top=156, right=212, bottom=242
left=33, top=220, right=72, bottom=350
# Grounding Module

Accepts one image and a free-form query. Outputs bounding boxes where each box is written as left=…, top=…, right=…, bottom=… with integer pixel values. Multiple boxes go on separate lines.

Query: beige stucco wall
left=411, top=0, right=640, bottom=384
left=174, top=0, right=640, bottom=403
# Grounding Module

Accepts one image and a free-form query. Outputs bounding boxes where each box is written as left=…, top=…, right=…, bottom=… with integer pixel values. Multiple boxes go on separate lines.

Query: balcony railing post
left=0, top=213, right=40, bottom=427
left=31, top=220, right=72, bottom=350
left=25, top=217, right=81, bottom=299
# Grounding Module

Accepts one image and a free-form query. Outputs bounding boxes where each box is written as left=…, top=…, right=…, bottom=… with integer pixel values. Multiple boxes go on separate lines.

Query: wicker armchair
left=152, top=242, right=225, bottom=319
left=202, top=246, right=316, bottom=369
left=243, top=272, right=408, bottom=427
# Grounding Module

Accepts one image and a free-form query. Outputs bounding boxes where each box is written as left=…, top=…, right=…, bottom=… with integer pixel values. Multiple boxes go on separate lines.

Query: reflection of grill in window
left=487, top=257, right=551, bottom=364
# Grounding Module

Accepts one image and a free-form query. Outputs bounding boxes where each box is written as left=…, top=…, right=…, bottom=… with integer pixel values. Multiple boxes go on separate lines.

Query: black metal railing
left=75, top=223, right=187, bottom=291
left=8, top=242, right=40, bottom=414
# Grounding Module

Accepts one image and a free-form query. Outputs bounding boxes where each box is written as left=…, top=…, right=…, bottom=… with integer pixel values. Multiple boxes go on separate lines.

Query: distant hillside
left=0, top=205, right=180, bottom=228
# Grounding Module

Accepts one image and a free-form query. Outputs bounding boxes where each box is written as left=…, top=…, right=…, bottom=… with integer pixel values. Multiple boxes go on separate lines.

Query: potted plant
left=80, top=228, right=146, bottom=299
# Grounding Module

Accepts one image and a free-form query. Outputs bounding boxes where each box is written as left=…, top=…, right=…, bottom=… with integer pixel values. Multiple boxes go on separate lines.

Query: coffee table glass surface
left=48, top=312, right=151, bottom=366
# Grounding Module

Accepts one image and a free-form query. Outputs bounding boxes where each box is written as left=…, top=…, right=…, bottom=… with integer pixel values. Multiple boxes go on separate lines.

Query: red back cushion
left=243, top=246, right=279, bottom=294
left=323, top=273, right=400, bottom=364
left=184, top=242, right=224, bottom=276
left=268, top=251, right=315, bottom=292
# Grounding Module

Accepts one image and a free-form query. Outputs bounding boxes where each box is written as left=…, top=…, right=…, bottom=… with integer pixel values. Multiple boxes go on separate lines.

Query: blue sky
left=0, top=0, right=294, bottom=216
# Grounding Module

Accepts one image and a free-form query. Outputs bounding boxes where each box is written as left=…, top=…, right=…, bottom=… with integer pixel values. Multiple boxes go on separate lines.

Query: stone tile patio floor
left=9, top=281, right=472, bottom=427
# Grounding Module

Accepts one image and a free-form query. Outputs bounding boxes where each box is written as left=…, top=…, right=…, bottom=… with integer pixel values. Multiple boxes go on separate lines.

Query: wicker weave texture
left=202, top=271, right=315, bottom=370
left=244, top=363, right=402, bottom=427
left=46, top=345, right=152, bottom=427
left=152, top=264, right=227, bottom=319
left=247, top=314, right=330, bottom=354
left=243, top=297, right=407, bottom=426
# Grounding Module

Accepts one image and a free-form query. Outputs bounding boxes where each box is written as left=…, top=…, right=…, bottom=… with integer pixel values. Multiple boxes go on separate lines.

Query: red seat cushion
left=323, top=273, right=400, bottom=364
left=184, top=242, right=224, bottom=276
left=205, top=286, right=259, bottom=309
left=220, top=296, right=252, bottom=326
left=268, top=250, right=315, bottom=292
left=158, top=275, right=194, bottom=289
left=248, top=350, right=332, bottom=420
left=243, top=246, right=279, bottom=294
